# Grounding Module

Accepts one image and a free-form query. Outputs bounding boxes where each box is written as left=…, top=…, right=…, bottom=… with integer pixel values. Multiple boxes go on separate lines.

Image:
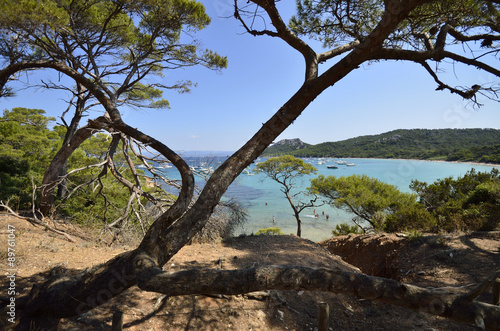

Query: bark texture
left=138, top=266, right=500, bottom=330
left=39, top=116, right=112, bottom=215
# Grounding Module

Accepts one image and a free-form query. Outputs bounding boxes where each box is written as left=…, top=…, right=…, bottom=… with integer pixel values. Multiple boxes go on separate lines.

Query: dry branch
left=0, top=202, right=76, bottom=243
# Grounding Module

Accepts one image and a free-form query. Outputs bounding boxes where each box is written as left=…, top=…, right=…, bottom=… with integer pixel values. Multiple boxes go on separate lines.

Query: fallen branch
left=0, top=202, right=76, bottom=243
left=138, top=265, right=500, bottom=330
left=464, top=271, right=500, bottom=301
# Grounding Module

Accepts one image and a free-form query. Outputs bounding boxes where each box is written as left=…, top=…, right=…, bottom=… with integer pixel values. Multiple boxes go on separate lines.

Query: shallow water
left=154, top=157, right=498, bottom=242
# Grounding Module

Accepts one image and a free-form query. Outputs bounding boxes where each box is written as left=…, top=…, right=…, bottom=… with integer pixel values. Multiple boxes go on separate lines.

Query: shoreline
left=268, top=155, right=500, bottom=168
left=430, top=159, right=500, bottom=167
left=339, top=157, right=500, bottom=168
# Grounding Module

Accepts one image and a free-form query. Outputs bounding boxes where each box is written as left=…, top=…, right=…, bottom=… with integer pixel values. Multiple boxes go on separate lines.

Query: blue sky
left=1, top=0, right=499, bottom=152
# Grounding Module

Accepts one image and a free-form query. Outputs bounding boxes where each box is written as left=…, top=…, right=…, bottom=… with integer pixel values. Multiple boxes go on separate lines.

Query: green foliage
left=410, top=169, right=500, bottom=231
left=310, top=174, right=431, bottom=232
left=384, top=203, right=437, bottom=233
left=57, top=173, right=135, bottom=225
left=55, top=168, right=163, bottom=231
left=255, top=227, right=284, bottom=236
left=448, top=144, right=500, bottom=164
left=332, top=223, right=363, bottom=236
left=0, top=0, right=227, bottom=103
left=288, top=0, right=498, bottom=53
left=0, top=155, right=32, bottom=208
left=254, top=155, right=318, bottom=236
left=1, top=107, right=55, bottom=128
left=0, top=0, right=69, bottom=29
left=407, top=229, right=424, bottom=242
left=0, top=108, right=59, bottom=208
left=0, top=108, right=159, bottom=230
left=254, top=155, right=317, bottom=186
left=313, top=169, right=500, bottom=234
left=290, top=0, right=384, bottom=48
left=0, top=0, right=228, bottom=233
left=123, top=83, right=170, bottom=109
left=262, top=129, right=500, bottom=164
left=55, top=134, right=152, bottom=226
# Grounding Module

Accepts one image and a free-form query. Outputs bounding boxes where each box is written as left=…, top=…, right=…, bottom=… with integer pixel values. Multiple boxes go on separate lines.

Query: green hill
left=262, top=129, right=500, bottom=164
left=263, top=138, right=311, bottom=155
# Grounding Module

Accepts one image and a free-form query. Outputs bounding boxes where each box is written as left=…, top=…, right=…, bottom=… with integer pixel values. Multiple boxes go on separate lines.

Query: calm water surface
left=157, top=157, right=499, bottom=242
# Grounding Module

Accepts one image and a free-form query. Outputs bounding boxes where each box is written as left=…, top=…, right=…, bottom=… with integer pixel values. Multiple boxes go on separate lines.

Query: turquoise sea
left=155, top=157, right=499, bottom=242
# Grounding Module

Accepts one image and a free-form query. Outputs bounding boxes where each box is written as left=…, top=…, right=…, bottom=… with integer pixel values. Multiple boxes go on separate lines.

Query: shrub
left=384, top=204, right=437, bottom=233
left=332, top=223, right=363, bottom=236
left=407, top=229, right=424, bottom=241
left=411, top=169, right=500, bottom=232
left=191, top=199, right=248, bottom=243
left=255, top=227, right=284, bottom=236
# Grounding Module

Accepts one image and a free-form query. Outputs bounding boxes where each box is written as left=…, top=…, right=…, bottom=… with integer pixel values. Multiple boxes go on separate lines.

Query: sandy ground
left=1, top=213, right=499, bottom=330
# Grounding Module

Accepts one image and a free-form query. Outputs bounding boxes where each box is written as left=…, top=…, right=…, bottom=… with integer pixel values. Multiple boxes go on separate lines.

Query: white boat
left=157, top=164, right=172, bottom=169
left=243, top=168, right=255, bottom=175
left=346, top=163, right=355, bottom=166
left=199, top=166, right=214, bottom=174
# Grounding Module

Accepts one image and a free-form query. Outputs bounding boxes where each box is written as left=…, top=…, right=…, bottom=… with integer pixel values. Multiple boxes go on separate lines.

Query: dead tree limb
left=0, top=202, right=76, bottom=243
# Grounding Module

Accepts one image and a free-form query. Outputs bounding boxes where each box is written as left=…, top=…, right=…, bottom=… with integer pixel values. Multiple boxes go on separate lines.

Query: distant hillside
left=263, top=138, right=310, bottom=155
left=262, top=129, right=500, bottom=164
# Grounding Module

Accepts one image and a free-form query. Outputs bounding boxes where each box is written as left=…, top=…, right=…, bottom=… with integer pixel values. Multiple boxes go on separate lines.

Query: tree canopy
left=309, top=169, right=500, bottom=233
left=410, top=168, right=500, bottom=231
left=0, top=107, right=58, bottom=207
left=309, top=174, right=431, bottom=232
left=0, top=0, right=227, bottom=118
left=254, top=155, right=319, bottom=236
left=254, top=155, right=317, bottom=190
left=0, top=0, right=227, bottom=218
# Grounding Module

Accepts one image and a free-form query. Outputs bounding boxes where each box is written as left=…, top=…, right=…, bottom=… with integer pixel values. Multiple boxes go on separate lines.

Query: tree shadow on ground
left=3, top=232, right=492, bottom=330
left=322, top=232, right=500, bottom=307
left=217, top=234, right=482, bottom=331
left=399, top=233, right=499, bottom=289
left=0, top=266, right=166, bottom=330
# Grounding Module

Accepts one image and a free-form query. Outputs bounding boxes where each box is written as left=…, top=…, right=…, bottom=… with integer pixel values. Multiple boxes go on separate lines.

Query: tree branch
left=0, top=202, right=76, bottom=243
left=368, top=47, right=500, bottom=105
left=138, top=265, right=500, bottom=330
left=235, top=0, right=319, bottom=81
left=419, top=61, right=483, bottom=103
left=104, top=133, right=158, bottom=205
left=318, top=40, right=361, bottom=63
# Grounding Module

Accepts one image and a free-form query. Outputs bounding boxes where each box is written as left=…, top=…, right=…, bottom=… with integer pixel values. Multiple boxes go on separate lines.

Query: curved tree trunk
left=14, top=21, right=369, bottom=326
left=8, top=1, right=460, bottom=328
left=54, top=88, right=88, bottom=201
left=39, top=116, right=111, bottom=215
left=286, top=191, right=303, bottom=237
left=17, top=71, right=352, bottom=328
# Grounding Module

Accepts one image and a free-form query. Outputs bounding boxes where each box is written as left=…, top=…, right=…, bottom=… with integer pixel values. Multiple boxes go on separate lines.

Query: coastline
left=340, top=157, right=500, bottom=168
left=434, top=159, right=500, bottom=168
